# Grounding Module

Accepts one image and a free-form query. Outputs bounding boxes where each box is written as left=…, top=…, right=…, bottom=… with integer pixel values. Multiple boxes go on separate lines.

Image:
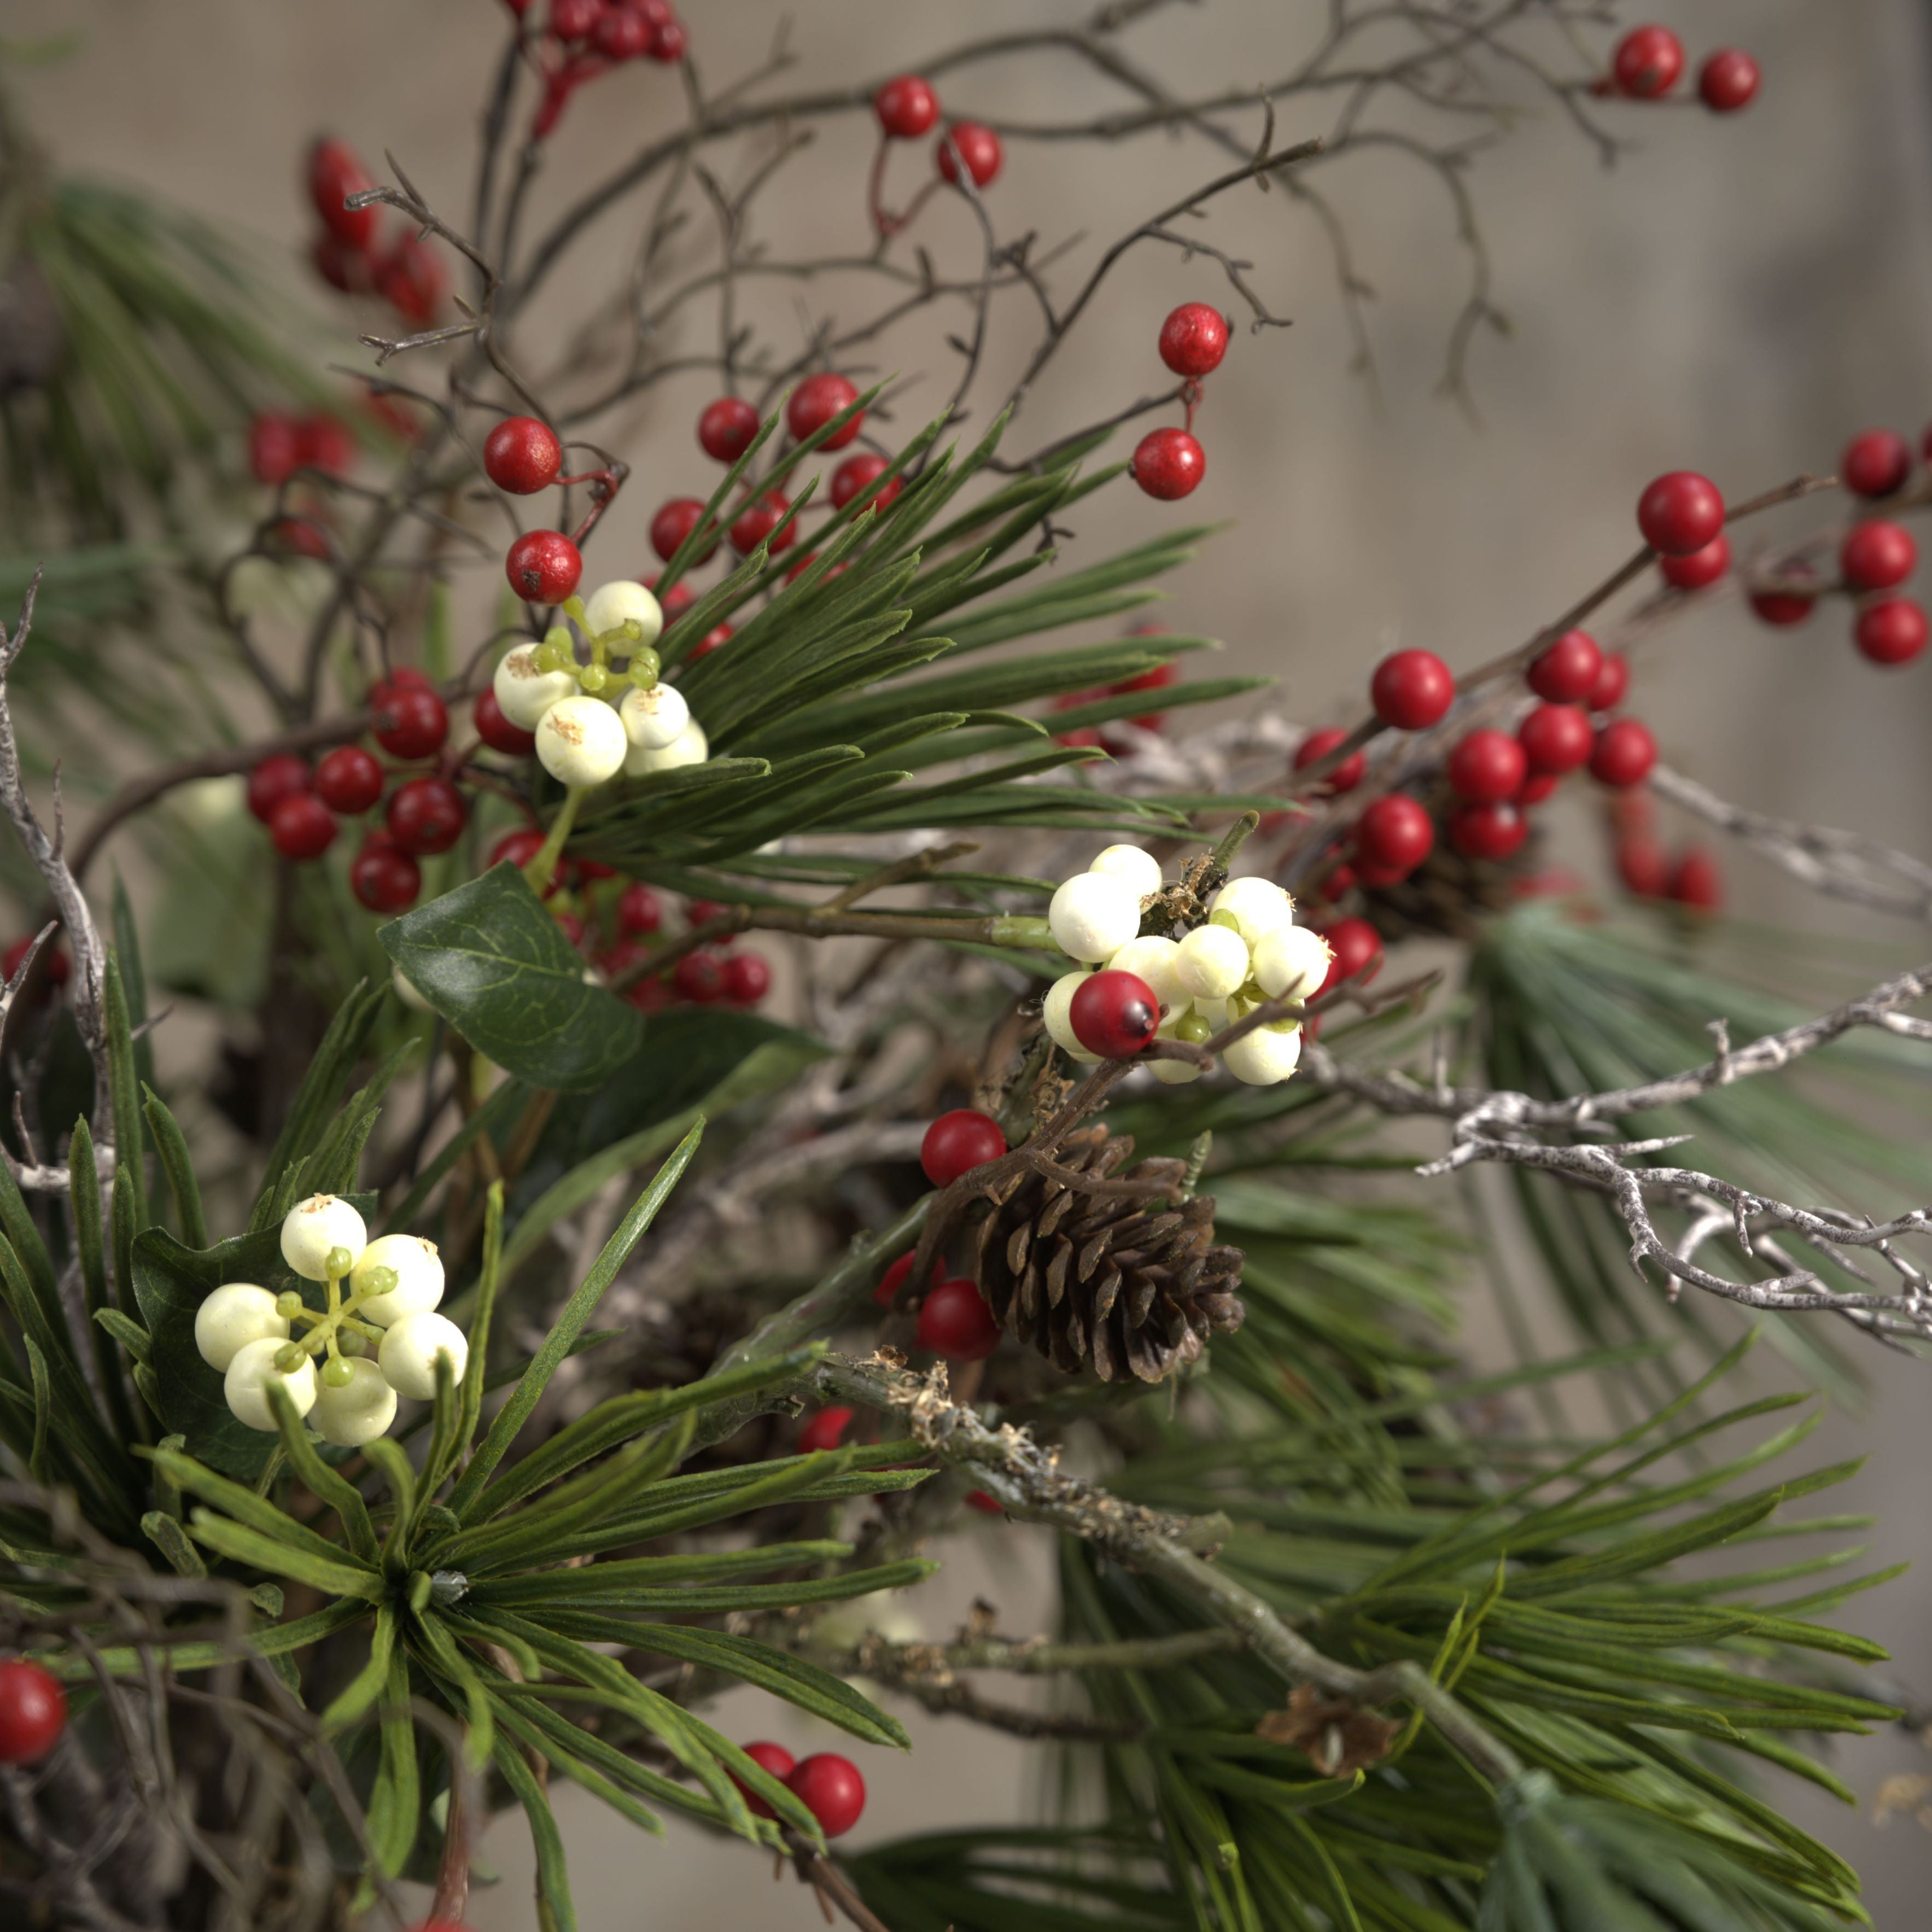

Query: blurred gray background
left=14, top=0, right=1932, bottom=1921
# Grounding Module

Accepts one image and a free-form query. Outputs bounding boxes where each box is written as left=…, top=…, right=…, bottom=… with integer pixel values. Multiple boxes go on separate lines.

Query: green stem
left=526, top=786, right=587, bottom=895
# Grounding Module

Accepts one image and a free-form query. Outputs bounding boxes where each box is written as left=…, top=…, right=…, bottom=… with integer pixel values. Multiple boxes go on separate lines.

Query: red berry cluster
left=868, top=75, right=1003, bottom=234
left=1604, top=28, right=1760, bottom=113
left=1131, top=302, right=1231, bottom=502
left=569, top=889, right=771, bottom=1012
left=1051, top=655, right=1180, bottom=750
left=306, top=138, right=445, bottom=325
left=524, top=0, right=688, bottom=142
left=247, top=408, right=364, bottom=561
left=732, top=1742, right=866, bottom=1837
left=1609, top=795, right=1720, bottom=911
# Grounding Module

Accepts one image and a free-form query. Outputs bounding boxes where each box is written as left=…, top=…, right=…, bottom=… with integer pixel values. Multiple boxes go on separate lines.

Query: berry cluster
left=1050, top=649, right=1179, bottom=750
left=1604, top=27, right=1760, bottom=113
left=196, top=1195, right=468, bottom=1445
left=1609, top=794, right=1721, bottom=910
left=1131, top=301, right=1231, bottom=502
left=518, top=0, right=688, bottom=141
left=869, top=73, right=1002, bottom=234
left=306, top=138, right=445, bottom=325
left=732, top=1742, right=867, bottom=1837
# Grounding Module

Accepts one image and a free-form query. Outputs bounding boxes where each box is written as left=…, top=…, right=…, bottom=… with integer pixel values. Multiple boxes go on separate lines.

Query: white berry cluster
left=1042, top=844, right=1332, bottom=1086
left=194, top=1194, right=468, bottom=1447
left=492, top=580, right=710, bottom=790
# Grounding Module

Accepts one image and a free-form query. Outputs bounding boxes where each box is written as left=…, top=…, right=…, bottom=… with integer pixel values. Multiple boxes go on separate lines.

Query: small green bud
left=1209, top=908, right=1242, bottom=932
left=325, top=1245, right=354, bottom=1280
left=365, top=1264, right=399, bottom=1297
left=627, top=647, right=661, bottom=689
left=1176, top=1011, right=1213, bottom=1045
left=579, top=663, right=609, bottom=694
left=321, top=1355, right=355, bottom=1389
left=275, top=1290, right=304, bottom=1320
left=339, top=1328, right=369, bottom=1358
left=273, top=1342, right=305, bottom=1374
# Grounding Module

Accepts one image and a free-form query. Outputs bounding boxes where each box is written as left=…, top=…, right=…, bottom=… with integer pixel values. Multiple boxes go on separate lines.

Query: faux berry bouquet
left=2, top=10, right=1928, bottom=1932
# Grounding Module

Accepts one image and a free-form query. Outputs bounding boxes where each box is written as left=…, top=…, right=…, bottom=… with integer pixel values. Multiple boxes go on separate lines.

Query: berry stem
left=526, top=786, right=587, bottom=897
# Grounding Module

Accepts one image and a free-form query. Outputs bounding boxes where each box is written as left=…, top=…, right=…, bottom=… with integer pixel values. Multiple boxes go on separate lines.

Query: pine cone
left=971, top=1125, right=1245, bottom=1383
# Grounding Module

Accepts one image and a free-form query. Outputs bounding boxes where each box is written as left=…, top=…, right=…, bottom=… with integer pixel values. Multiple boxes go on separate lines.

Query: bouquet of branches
left=1, top=5, right=1927, bottom=1929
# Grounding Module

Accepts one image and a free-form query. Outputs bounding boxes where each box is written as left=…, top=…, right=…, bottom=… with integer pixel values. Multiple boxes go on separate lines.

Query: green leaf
left=141, top=1083, right=207, bottom=1247
left=248, top=983, right=384, bottom=1230
left=102, top=953, right=148, bottom=1231
left=320, top=1604, right=398, bottom=1732
left=492, top=1729, right=577, bottom=1932
left=367, top=1650, right=421, bottom=1880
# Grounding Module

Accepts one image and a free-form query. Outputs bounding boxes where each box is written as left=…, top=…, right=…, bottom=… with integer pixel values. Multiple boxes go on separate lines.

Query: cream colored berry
left=626, top=716, right=709, bottom=776
left=582, top=579, right=663, bottom=651
left=311, top=1357, right=399, bottom=1447
left=536, top=695, right=628, bottom=786
left=1221, top=1020, right=1303, bottom=1087
left=617, top=680, right=691, bottom=750
left=1252, top=925, right=1333, bottom=1002
left=1147, top=1019, right=1205, bottom=1085
left=392, top=966, right=433, bottom=1013
left=1041, top=971, right=1101, bottom=1063
left=280, top=1195, right=367, bottom=1282
left=1210, top=876, right=1295, bottom=945
left=493, top=644, right=578, bottom=730
left=1048, top=872, right=1141, bottom=963
left=224, top=1337, right=318, bottom=1432
left=1174, top=924, right=1250, bottom=1000
left=1106, top=936, right=1186, bottom=1018
left=194, top=1283, right=289, bottom=1373
left=351, top=1235, right=445, bottom=1328
left=378, top=1311, right=469, bottom=1402
left=1088, top=844, right=1162, bottom=898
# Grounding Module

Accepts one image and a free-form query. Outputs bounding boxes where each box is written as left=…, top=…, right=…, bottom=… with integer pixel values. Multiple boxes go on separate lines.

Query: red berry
left=474, top=689, right=538, bottom=757
left=1589, top=718, right=1656, bottom=789
left=1840, top=429, right=1911, bottom=499
left=1841, top=520, right=1916, bottom=592
left=314, top=745, right=384, bottom=814
left=249, top=414, right=302, bottom=486
left=591, top=5, right=650, bottom=57
left=965, top=1490, right=1002, bottom=1514
left=617, top=883, right=662, bottom=935
left=798, top=1406, right=852, bottom=1453
left=723, top=953, right=770, bottom=1005
left=351, top=843, right=421, bottom=913
left=673, top=950, right=727, bottom=1003
left=1749, top=561, right=1817, bottom=628
left=295, top=416, right=355, bottom=477
left=372, top=684, right=449, bottom=760
left=484, top=417, right=563, bottom=495
left=1587, top=652, right=1630, bottom=712
left=1526, top=629, right=1602, bottom=703
left=729, top=489, right=796, bottom=555
left=1854, top=597, right=1930, bottom=666
left=1293, top=727, right=1365, bottom=793
left=1660, top=532, right=1731, bottom=589
left=311, top=233, right=372, bottom=295
left=1517, top=702, right=1594, bottom=775
left=1320, top=862, right=1356, bottom=902
left=1111, top=659, right=1180, bottom=736
left=1317, top=918, right=1382, bottom=993
left=697, top=395, right=760, bottom=464
left=269, top=515, right=330, bottom=561
left=506, top=530, right=582, bottom=603
left=1671, top=847, right=1722, bottom=910
left=554, top=910, right=587, bottom=952
left=920, top=1108, right=1005, bottom=1187
left=647, top=16, right=686, bottom=61
left=376, top=235, right=445, bottom=328
left=387, top=777, right=466, bottom=855
left=0, top=1660, right=67, bottom=1765
left=247, top=754, right=312, bottom=825
left=1612, top=26, right=1684, bottom=98
left=1447, top=729, right=1527, bottom=804
left=1130, top=428, right=1205, bottom=501
left=787, top=1753, right=866, bottom=1838
left=875, top=74, right=940, bottom=139
left=1517, top=772, right=1559, bottom=807
left=1449, top=802, right=1528, bottom=862
left=489, top=827, right=545, bottom=870
left=644, top=573, right=696, bottom=616
left=1370, top=650, right=1455, bottom=731
left=1355, top=794, right=1434, bottom=877
left=936, top=122, right=1002, bottom=188
left=2, top=935, right=68, bottom=990
left=686, top=898, right=732, bottom=930
left=1616, top=840, right=1669, bottom=897
left=788, top=373, right=863, bottom=450
left=1697, top=49, right=1760, bottom=114
left=831, top=453, right=903, bottom=514
left=1069, top=970, right=1160, bottom=1059
left=550, top=0, right=603, bottom=41
left=269, top=792, right=337, bottom=862
left=1157, top=303, right=1230, bottom=379
left=650, top=497, right=719, bottom=564
left=733, top=1741, right=796, bottom=1820
left=1637, top=471, right=1724, bottom=556
left=307, top=139, right=377, bottom=247
left=874, top=1252, right=918, bottom=1308
left=916, top=1278, right=1002, bottom=1361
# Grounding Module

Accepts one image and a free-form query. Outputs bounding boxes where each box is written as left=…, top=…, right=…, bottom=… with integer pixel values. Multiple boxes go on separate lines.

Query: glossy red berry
left=788, top=373, right=863, bottom=450
left=687, top=898, right=732, bottom=931
left=798, top=1406, right=852, bottom=1454
left=249, top=414, right=302, bottom=486
left=1749, top=561, right=1816, bottom=627
left=1158, top=303, right=1229, bottom=378
left=729, top=489, right=796, bottom=555
left=1612, top=26, right=1684, bottom=98
left=936, top=122, right=1002, bottom=188
left=1854, top=597, right=1930, bottom=666
left=617, top=883, right=662, bottom=936
left=1111, top=661, right=1179, bottom=737
left=1069, top=970, right=1160, bottom=1059
left=787, top=1753, right=867, bottom=1838
left=1616, top=840, right=1669, bottom=897
left=1370, top=650, right=1455, bottom=731
left=269, top=792, right=337, bottom=862
left=489, top=827, right=545, bottom=870
left=372, top=683, right=449, bottom=759
left=697, top=395, right=760, bottom=464
left=1293, top=727, right=1365, bottom=793
left=247, top=755, right=311, bottom=825
left=650, top=498, right=719, bottom=564
left=1517, top=772, right=1559, bottom=807
left=1697, top=49, right=1760, bottom=113
left=1589, top=718, right=1656, bottom=789
left=921, top=1108, right=1006, bottom=1187
left=308, top=139, right=377, bottom=247
left=296, top=416, right=354, bottom=477
left=311, top=232, right=371, bottom=294
left=1660, top=532, right=1731, bottom=589
left=1518, top=702, right=1595, bottom=775
left=1130, top=428, right=1205, bottom=501
left=1637, top=471, right=1724, bottom=556
left=874, top=1252, right=919, bottom=1308
left=314, top=745, right=384, bottom=814
left=506, top=530, right=582, bottom=604
left=1671, top=847, right=1722, bottom=910
left=648, top=15, right=686, bottom=61
left=351, top=844, right=421, bottom=914
left=645, top=573, right=695, bottom=617
left=1587, top=652, right=1630, bottom=712
left=1317, top=917, right=1382, bottom=993
left=723, top=953, right=771, bottom=1005
left=474, top=688, right=538, bottom=757
left=387, top=777, right=466, bottom=855
left=1447, top=729, right=1527, bottom=804
left=1320, top=862, right=1356, bottom=901
left=376, top=235, right=445, bottom=328
left=831, top=453, right=903, bottom=514
left=1841, top=520, right=1916, bottom=592
left=1449, top=802, right=1527, bottom=862
left=1840, top=429, right=1911, bottom=499
left=1526, top=629, right=1602, bottom=703
left=484, top=417, right=563, bottom=495
left=1355, top=794, right=1434, bottom=877
left=550, top=0, right=603, bottom=41
left=916, top=1278, right=1002, bottom=1361
left=674, top=950, right=728, bottom=1003
left=733, top=1741, right=796, bottom=1820
left=0, top=1660, right=68, bottom=1765
left=591, top=5, right=651, bottom=57
left=875, top=74, right=939, bottom=139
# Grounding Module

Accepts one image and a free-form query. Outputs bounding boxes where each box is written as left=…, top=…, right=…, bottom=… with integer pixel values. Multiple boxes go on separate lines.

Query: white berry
left=626, top=716, right=709, bottom=776
left=618, top=680, right=691, bottom=750
left=378, top=1311, right=469, bottom=1401
left=194, top=1283, right=289, bottom=1373
left=1048, top=872, right=1141, bottom=963
left=311, top=1357, right=399, bottom=1447
left=536, top=694, right=628, bottom=786
left=392, top=966, right=433, bottom=1013
left=493, top=645, right=577, bottom=729
left=1106, top=935, right=1186, bottom=1017
left=1252, top=925, right=1333, bottom=1002
left=1042, top=971, right=1101, bottom=1062
left=1220, top=1020, right=1303, bottom=1087
left=1175, top=924, right=1251, bottom=1000
left=280, top=1195, right=367, bottom=1282
left=1210, top=877, right=1294, bottom=945
left=351, top=1234, right=445, bottom=1328
left=582, top=579, right=663, bottom=651
left=224, top=1337, right=318, bottom=1432
left=1088, top=844, right=1162, bottom=898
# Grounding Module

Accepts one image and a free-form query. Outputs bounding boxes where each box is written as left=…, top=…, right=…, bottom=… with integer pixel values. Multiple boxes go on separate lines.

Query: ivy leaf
left=378, top=864, right=643, bottom=1092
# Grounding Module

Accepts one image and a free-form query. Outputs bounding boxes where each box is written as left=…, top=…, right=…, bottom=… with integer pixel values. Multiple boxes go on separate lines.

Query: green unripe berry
left=275, top=1290, right=304, bottom=1320
left=325, top=1245, right=355, bottom=1280
left=1176, top=1011, right=1213, bottom=1045
left=273, top=1341, right=306, bottom=1374
left=364, top=1264, right=399, bottom=1298
left=579, top=663, right=610, bottom=694
left=321, top=1355, right=355, bottom=1389
left=339, top=1328, right=370, bottom=1357
left=1209, top=908, right=1243, bottom=932
left=627, top=647, right=662, bottom=689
